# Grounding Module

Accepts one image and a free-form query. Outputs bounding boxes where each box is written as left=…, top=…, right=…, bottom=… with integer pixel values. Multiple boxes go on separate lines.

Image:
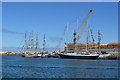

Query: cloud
left=0, top=28, right=23, bottom=34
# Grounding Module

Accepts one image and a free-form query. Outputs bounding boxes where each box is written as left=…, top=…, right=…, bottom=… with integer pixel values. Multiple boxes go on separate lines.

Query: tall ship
left=96, top=31, right=111, bottom=59
left=57, top=9, right=99, bottom=59
left=41, top=34, right=49, bottom=57
left=22, top=32, right=42, bottom=58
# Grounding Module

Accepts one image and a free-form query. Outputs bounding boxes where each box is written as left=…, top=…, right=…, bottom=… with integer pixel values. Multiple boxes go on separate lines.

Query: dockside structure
left=64, top=43, right=120, bottom=52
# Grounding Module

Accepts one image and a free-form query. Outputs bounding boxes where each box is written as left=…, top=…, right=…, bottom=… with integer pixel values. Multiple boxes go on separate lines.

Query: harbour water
left=2, top=55, right=119, bottom=78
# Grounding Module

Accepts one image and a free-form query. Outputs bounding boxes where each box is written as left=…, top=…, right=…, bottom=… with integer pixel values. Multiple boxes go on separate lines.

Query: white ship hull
left=98, top=54, right=111, bottom=59
left=22, top=54, right=42, bottom=58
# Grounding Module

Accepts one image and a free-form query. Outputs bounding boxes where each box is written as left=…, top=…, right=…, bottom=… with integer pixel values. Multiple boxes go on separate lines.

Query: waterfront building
left=65, top=43, right=120, bottom=52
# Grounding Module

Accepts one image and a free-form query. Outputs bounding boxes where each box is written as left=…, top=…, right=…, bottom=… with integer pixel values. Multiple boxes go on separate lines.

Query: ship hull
left=22, top=54, right=41, bottom=58
left=98, top=54, right=111, bottom=59
left=57, top=53, right=99, bottom=59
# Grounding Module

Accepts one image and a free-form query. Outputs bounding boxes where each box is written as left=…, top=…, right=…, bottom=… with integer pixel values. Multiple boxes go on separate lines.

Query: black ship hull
left=57, top=53, right=99, bottom=59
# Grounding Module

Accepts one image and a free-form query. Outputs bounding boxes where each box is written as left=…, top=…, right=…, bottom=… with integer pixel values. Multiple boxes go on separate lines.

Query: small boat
left=98, top=51, right=111, bottom=59
left=98, top=54, right=111, bottom=59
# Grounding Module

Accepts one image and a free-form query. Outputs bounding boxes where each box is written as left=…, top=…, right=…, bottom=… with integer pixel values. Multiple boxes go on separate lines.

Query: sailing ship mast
left=43, top=34, right=46, bottom=52
left=27, top=32, right=34, bottom=52
left=64, top=22, right=69, bottom=53
left=35, top=32, right=39, bottom=52
left=90, top=29, right=95, bottom=48
left=73, top=18, right=79, bottom=52
left=73, top=31, right=77, bottom=53
left=28, top=33, right=31, bottom=52
left=98, top=30, right=101, bottom=53
left=31, top=31, right=34, bottom=51
left=23, top=31, right=36, bottom=53
left=24, top=32, right=27, bottom=53
left=56, top=22, right=69, bottom=52
left=86, top=25, right=89, bottom=52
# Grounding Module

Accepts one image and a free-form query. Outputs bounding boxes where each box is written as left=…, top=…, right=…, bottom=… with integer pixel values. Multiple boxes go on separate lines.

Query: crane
left=76, top=9, right=93, bottom=42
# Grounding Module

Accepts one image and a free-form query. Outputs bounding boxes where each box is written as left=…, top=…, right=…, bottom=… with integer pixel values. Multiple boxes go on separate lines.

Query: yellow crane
left=73, top=9, right=92, bottom=52
left=76, top=9, right=93, bottom=42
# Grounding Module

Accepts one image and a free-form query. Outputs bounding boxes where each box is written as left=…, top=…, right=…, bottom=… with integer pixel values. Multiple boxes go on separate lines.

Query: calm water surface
left=2, top=55, right=119, bottom=78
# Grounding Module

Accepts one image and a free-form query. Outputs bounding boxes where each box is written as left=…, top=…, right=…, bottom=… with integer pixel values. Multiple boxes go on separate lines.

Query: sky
left=2, top=2, right=118, bottom=49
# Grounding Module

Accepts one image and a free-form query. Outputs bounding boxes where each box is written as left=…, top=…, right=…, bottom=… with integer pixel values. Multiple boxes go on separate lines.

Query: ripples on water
left=2, top=55, right=119, bottom=78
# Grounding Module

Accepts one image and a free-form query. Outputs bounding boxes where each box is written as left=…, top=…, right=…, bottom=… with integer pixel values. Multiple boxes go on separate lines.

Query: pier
left=0, top=51, right=120, bottom=60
